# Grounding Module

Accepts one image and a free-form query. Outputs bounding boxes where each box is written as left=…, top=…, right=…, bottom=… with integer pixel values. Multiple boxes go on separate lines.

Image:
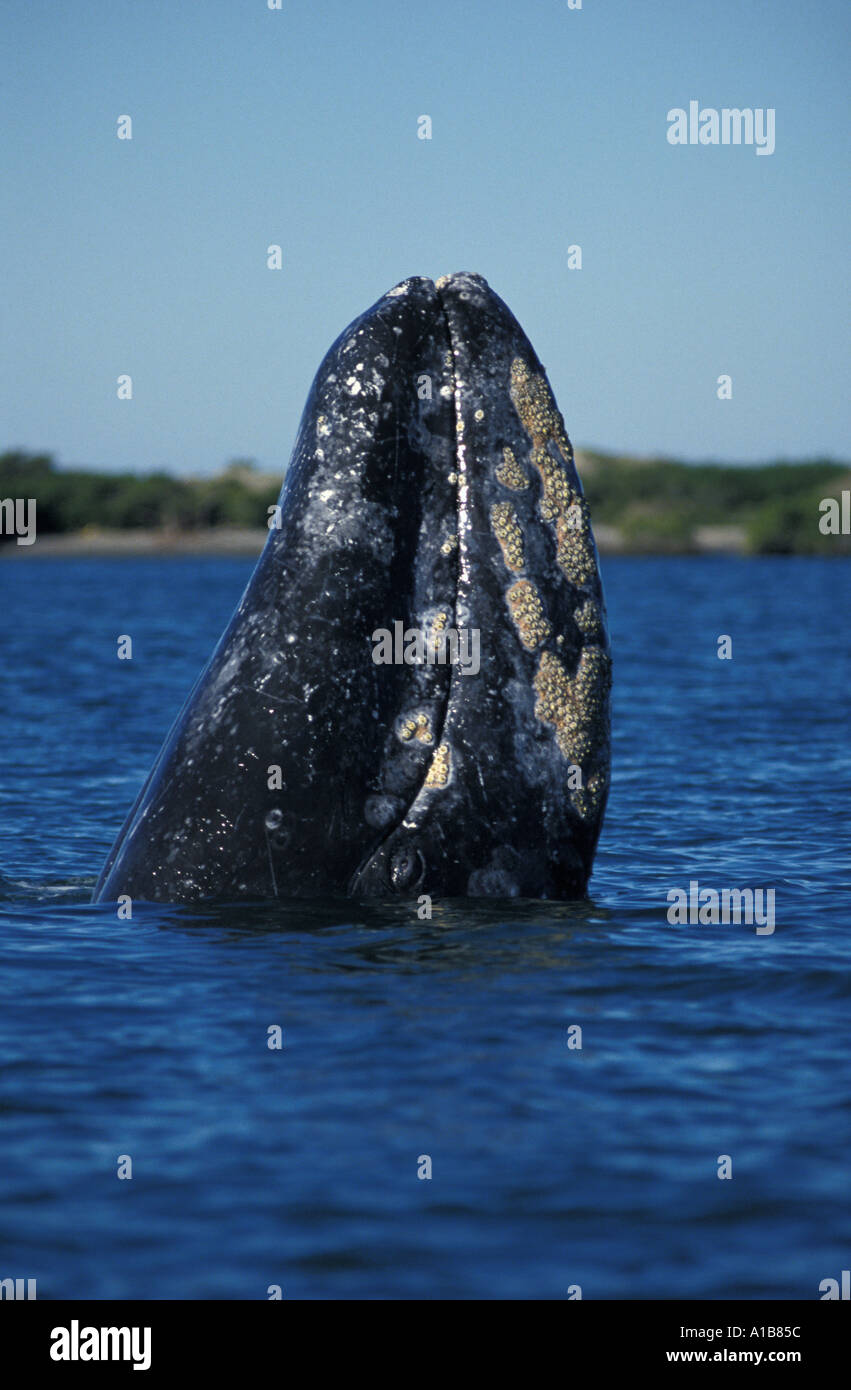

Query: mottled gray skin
left=93, top=273, right=610, bottom=903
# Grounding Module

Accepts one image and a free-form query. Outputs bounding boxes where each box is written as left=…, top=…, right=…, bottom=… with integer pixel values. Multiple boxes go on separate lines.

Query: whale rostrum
left=93, top=273, right=611, bottom=902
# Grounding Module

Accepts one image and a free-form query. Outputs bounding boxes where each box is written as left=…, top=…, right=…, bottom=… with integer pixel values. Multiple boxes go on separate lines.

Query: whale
left=93, top=273, right=611, bottom=903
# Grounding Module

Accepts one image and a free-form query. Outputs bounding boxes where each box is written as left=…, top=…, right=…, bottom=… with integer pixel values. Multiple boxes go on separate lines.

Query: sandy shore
left=1, top=522, right=749, bottom=558
left=1, top=526, right=270, bottom=557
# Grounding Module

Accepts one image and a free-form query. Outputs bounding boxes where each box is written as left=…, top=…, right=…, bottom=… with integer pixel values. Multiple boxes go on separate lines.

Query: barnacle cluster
left=490, top=501, right=525, bottom=572
left=556, top=504, right=596, bottom=588
left=424, top=741, right=451, bottom=788
left=506, top=580, right=552, bottom=650
left=533, top=647, right=611, bottom=769
left=509, top=358, right=596, bottom=588
left=399, top=712, right=434, bottom=745
left=495, top=446, right=529, bottom=491
left=573, top=597, right=603, bottom=641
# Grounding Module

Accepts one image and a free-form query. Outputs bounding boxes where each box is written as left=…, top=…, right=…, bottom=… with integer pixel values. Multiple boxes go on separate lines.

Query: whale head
left=93, top=273, right=611, bottom=902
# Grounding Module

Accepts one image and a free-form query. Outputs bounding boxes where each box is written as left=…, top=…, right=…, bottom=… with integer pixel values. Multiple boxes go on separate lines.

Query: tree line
left=1, top=449, right=849, bottom=554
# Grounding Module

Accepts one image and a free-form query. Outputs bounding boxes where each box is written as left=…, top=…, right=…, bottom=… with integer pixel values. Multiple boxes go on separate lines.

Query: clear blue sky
left=1, top=0, right=848, bottom=474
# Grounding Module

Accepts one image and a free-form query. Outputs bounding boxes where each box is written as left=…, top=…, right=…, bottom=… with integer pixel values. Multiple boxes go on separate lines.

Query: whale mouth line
left=347, top=277, right=466, bottom=894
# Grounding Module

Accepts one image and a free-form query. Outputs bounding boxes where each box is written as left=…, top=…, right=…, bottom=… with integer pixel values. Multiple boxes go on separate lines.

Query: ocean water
left=0, top=554, right=848, bottom=1300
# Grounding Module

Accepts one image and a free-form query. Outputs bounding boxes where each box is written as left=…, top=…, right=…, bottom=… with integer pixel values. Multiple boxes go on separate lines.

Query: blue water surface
left=0, top=555, right=849, bottom=1299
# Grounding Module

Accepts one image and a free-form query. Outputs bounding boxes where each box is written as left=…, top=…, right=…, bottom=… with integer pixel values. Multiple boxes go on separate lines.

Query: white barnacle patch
left=424, top=741, right=451, bottom=788
left=397, top=711, right=434, bottom=745
left=345, top=376, right=362, bottom=395
left=319, top=489, right=335, bottom=503
left=387, top=284, right=408, bottom=297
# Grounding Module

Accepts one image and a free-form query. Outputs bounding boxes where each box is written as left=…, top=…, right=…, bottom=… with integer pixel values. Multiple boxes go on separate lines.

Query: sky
left=1, top=0, right=848, bottom=476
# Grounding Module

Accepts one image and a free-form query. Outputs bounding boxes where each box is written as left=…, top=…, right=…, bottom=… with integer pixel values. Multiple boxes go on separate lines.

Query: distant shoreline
left=0, top=521, right=762, bottom=558
left=1, top=526, right=270, bottom=558
left=3, top=451, right=849, bottom=556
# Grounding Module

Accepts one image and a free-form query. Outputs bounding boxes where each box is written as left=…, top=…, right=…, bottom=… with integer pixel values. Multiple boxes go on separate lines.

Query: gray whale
left=93, top=273, right=611, bottom=902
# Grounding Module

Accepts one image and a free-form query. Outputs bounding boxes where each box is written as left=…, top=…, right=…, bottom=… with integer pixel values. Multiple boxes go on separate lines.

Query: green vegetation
left=577, top=452, right=850, bottom=555
left=0, top=452, right=275, bottom=537
left=1, top=449, right=849, bottom=555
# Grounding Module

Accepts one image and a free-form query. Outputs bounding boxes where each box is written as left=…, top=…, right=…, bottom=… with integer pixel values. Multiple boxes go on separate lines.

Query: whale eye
left=389, top=845, right=425, bottom=892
